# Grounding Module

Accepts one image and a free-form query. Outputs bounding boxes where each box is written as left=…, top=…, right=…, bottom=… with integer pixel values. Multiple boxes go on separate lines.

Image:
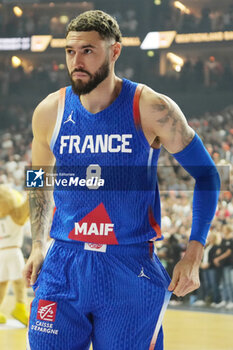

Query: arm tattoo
left=29, top=189, right=54, bottom=246
left=153, top=97, right=193, bottom=148
left=152, top=97, right=168, bottom=113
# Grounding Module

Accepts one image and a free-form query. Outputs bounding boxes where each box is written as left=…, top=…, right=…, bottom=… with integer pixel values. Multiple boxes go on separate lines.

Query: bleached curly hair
left=66, top=10, right=122, bottom=43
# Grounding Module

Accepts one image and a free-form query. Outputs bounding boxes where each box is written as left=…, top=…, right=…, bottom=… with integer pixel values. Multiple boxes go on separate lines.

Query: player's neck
left=79, top=74, right=122, bottom=114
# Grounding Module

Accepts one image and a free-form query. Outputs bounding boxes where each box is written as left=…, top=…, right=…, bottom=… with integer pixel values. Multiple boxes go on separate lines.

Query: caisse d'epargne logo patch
left=37, top=300, right=57, bottom=322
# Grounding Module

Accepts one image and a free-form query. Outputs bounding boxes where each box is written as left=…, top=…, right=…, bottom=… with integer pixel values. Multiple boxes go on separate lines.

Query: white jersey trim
left=50, top=87, right=66, bottom=152
left=147, top=148, right=154, bottom=168
left=149, top=290, right=172, bottom=349
left=147, top=148, right=154, bottom=182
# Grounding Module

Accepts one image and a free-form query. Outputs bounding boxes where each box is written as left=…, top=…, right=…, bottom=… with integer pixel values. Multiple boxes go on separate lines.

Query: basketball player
left=0, top=185, right=29, bottom=326
left=23, top=10, right=220, bottom=349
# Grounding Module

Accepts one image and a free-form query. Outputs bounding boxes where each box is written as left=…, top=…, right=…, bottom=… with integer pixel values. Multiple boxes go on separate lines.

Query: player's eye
left=83, top=48, right=92, bottom=54
left=66, top=49, right=75, bottom=55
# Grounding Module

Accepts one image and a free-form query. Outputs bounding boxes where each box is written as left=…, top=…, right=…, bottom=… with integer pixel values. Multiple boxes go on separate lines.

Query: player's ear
left=111, top=42, right=122, bottom=62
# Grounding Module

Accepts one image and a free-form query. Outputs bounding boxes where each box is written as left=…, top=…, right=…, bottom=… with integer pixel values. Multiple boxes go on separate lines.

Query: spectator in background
left=179, top=60, right=193, bottom=91
left=204, top=56, right=223, bottom=88
left=198, top=8, right=212, bottom=32
left=207, top=232, right=223, bottom=307
left=193, top=58, right=204, bottom=87
left=222, top=10, right=232, bottom=31
left=166, top=234, right=183, bottom=278
left=180, top=13, right=197, bottom=33
left=211, top=10, right=225, bottom=31
left=193, top=231, right=222, bottom=306
left=25, top=12, right=35, bottom=36
left=221, top=61, right=233, bottom=90
left=0, top=7, right=3, bottom=36
left=214, top=225, right=233, bottom=309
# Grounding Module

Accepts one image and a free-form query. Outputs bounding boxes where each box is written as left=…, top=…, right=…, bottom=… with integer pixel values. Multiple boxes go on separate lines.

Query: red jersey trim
left=148, top=206, right=162, bottom=240
left=133, top=84, right=144, bottom=129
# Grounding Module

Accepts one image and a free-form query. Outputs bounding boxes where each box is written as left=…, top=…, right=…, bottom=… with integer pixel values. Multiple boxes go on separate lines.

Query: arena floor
left=0, top=296, right=233, bottom=350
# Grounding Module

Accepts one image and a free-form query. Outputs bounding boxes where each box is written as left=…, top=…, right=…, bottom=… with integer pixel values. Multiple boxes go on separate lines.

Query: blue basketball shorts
left=27, top=240, right=172, bottom=350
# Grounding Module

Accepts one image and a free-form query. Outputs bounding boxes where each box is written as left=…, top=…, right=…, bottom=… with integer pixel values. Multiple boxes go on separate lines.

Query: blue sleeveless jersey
left=49, top=79, right=162, bottom=245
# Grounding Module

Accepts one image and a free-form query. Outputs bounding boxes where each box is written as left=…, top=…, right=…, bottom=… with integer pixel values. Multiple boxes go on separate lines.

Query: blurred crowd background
left=0, top=0, right=232, bottom=310
left=1, top=1, right=233, bottom=36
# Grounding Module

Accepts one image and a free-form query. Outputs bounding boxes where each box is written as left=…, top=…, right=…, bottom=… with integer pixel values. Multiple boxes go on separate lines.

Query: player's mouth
left=72, top=72, right=89, bottom=79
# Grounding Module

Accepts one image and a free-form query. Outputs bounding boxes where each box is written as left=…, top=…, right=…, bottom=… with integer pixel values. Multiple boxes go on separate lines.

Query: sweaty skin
left=23, top=31, right=204, bottom=296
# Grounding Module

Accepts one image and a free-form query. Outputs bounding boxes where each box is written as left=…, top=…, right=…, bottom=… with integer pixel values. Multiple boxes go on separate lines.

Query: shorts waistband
left=53, top=239, right=154, bottom=257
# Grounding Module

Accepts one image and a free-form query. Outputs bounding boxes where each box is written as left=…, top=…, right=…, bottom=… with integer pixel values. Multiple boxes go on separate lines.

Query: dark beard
left=69, top=58, right=110, bottom=96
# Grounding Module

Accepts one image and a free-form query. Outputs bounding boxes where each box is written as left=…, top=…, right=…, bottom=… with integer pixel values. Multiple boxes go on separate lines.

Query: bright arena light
left=175, top=65, right=181, bottom=72
left=13, top=6, right=23, bottom=17
left=167, top=52, right=184, bottom=66
left=11, top=56, right=22, bottom=68
left=60, top=16, right=69, bottom=24
left=147, top=50, right=155, bottom=57
left=174, top=1, right=191, bottom=14
left=141, top=31, right=176, bottom=50
left=141, top=32, right=160, bottom=49
left=167, top=52, right=184, bottom=72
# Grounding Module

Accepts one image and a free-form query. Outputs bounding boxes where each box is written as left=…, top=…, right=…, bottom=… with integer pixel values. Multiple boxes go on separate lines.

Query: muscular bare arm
left=140, top=86, right=204, bottom=297
left=23, top=92, right=59, bottom=287
left=139, top=85, right=195, bottom=152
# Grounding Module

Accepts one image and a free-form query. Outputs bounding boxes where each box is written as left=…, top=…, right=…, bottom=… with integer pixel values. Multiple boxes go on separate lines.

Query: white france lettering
left=69, top=135, right=80, bottom=153
left=95, top=134, right=108, bottom=153
left=121, top=134, right=132, bottom=153
left=75, top=222, right=87, bottom=235
left=60, top=136, right=69, bottom=154
left=81, top=135, right=94, bottom=153
left=108, top=134, right=121, bottom=152
left=59, top=134, right=133, bottom=154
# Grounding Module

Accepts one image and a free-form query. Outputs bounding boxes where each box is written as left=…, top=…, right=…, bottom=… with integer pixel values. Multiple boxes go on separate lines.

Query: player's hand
left=168, top=241, right=203, bottom=297
left=23, top=244, right=45, bottom=288
left=168, top=258, right=200, bottom=297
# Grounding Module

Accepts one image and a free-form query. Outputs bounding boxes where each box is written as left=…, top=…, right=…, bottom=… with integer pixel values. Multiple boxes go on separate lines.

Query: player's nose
left=73, top=52, right=85, bottom=69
